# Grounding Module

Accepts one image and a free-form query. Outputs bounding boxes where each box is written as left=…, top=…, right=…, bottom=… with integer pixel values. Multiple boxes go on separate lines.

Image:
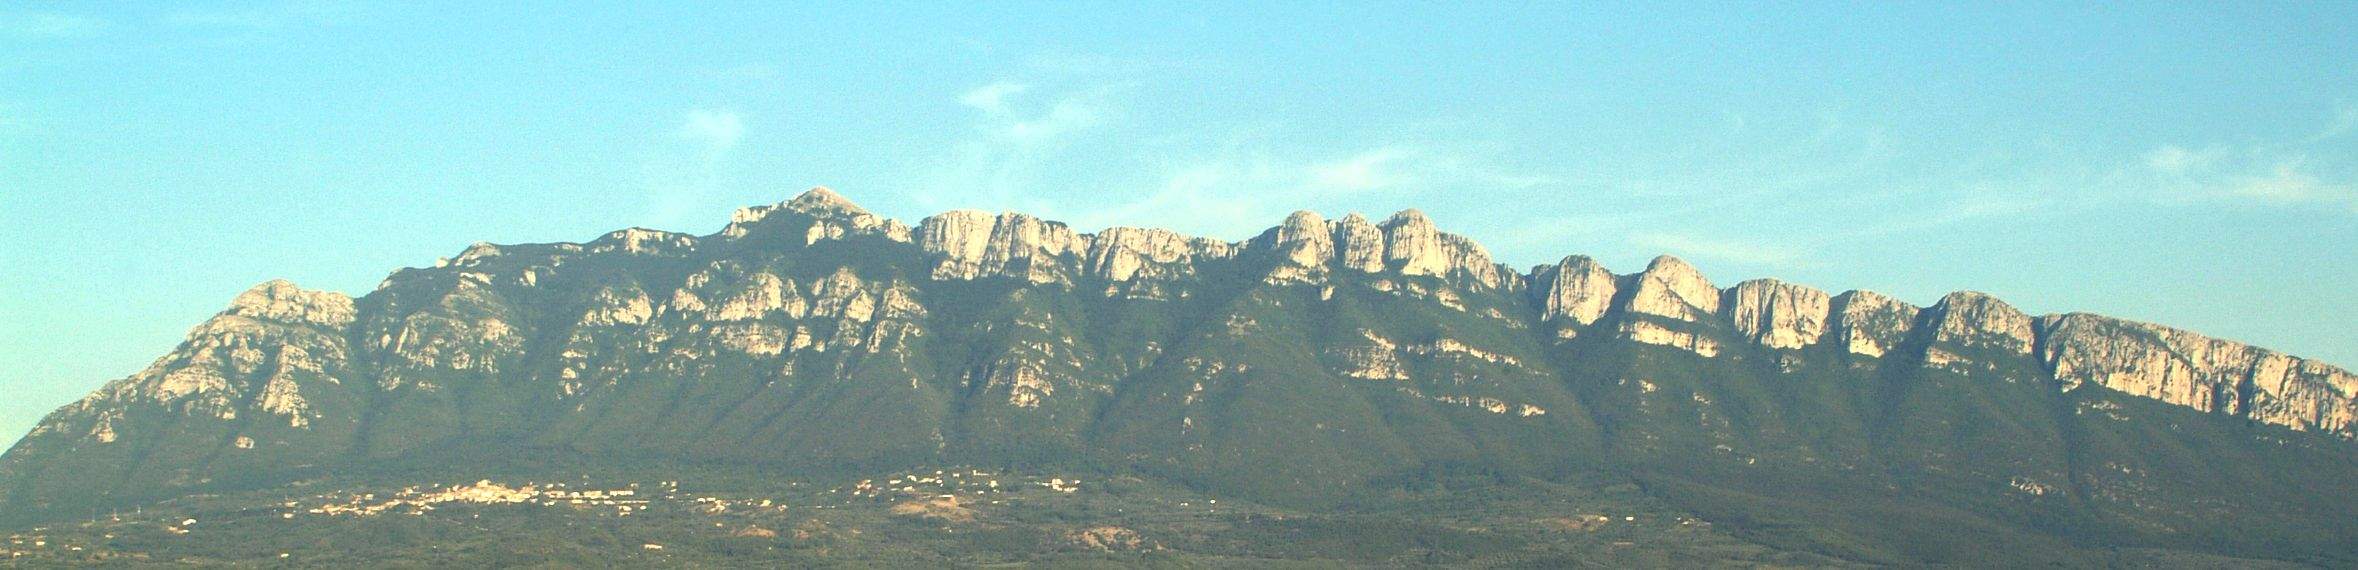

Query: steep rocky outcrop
left=1623, top=256, right=1719, bottom=322
left=2042, top=313, right=2358, bottom=433
left=1827, top=290, right=1920, bottom=358
left=1531, top=255, right=1617, bottom=334
left=1726, top=279, right=1831, bottom=350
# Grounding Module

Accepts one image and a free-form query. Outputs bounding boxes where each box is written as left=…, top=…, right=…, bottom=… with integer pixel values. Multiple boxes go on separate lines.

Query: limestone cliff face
left=1928, top=292, right=2036, bottom=354
left=1082, top=227, right=1233, bottom=299
left=3, top=280, right=365, bottom=507
left=1244, top=208, right=1511, bottom=291
left=2042, top=314, right=2358, bottom=433
left=1531, top=255, right=1617, bottom=331
left=1331, top=213, right=1386, bottom=273
left=590, top=228, right=697, bottom=256
left=87, top=281, right=357, bottom=426
left=10, top=187, right=2358, bottom=522
left=1257, top=211, right=1337, bottom=284
left=1828, top=291, right=1919, bottom=358
left=726, top=186, right=912, bottom=244
left=1624, top=256, right=1719, bottom=322
left=1726, top=279, right=1831, bottom=351
left=1378, top=210, right=1512, bottom=289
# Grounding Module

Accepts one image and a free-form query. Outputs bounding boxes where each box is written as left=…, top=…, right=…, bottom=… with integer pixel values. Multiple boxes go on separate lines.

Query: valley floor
left=0, top=466, right=1857, bottom=568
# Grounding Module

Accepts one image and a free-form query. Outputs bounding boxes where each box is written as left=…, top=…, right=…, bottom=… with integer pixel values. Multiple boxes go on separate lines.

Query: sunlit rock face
left=1083, top=227, right=1231, bottom=283
left=916, top=211, right=1086, bottom=284
left=229, top=279, right=357, bottom=328
left=591, top=228, right=697, bottom=256
left=1618, top=319, right=1722, bottom=357
left=1623, top=256, right=1719, bottom=322
left=1240, top=208, right=1510, bottom=290
left=1256, top=210, right=1336, bottom=284
left=3, top=277, right=363, bottom=507
left=1331, top=213, right=1386, bottom=273
left=1727, top=279, right=1831, bottom=350
left=2042, top=313, right=2358, bottom=433
left=1377, top=209, right=1512, bottom=289
left=10, top=185, right=2358, bottom=532
left=1928, top=291, right=2036, bottom=354
left=1531, top=255, right=1617, bottom=329
left=724, top=186, right=912, bottom=243
left=1828, top=290, right=1919, bottom=358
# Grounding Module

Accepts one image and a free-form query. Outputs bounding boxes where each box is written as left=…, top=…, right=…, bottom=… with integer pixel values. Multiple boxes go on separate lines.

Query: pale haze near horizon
left=3, top=3, right=2355, bottom=442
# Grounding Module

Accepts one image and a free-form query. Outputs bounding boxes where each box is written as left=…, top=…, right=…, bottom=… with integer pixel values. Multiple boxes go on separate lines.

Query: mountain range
left=6, top=188, right=2356, bottom=565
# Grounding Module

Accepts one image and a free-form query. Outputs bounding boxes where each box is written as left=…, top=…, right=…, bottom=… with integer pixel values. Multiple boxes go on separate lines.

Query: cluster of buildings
left=843, top=468, right=1009, bottom=498
left=298, top=480, right=657, bottom=517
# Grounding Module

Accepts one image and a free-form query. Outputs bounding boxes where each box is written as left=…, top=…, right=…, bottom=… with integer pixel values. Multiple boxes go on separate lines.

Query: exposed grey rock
left=1332, top=213, right=1386, bottom=273
left=1623, top=255, right=1719, bottom=322
left=1928, top=291, right=2036, bottom=354
left=1727, top=279, right=1831, bottom=350
left=1531, top=255, right=1617, bottom=330
left=2042, top=313, right=2358, bottom=433
left=1378, top=209, right=1511, bottom=289
left=1828, top=290, right=1919, bottom=358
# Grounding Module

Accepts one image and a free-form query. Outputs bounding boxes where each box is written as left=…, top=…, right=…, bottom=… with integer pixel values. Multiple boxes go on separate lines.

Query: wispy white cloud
left=912, top=82, right=1123, bottom=211
left=1307, top=147, right=1413, bottom=192
left=645, top=109, right=748, bottom=228
left=1065, top=162, right=1275, bottom=238
left=958, top=82, right=1029, bottom=115
left=2230, top=160, right=2355, bottom=209
left=2308, top=103, right=2358, bottom=143
left=2139, top=145, right=2355, bottom=213
left=1004, top=96, right=1101, bottom=142
left=2, top=13, right=105, bottom=39
left=2144, top=144, right=2225, bottom=176
left=676, top=109, right=745, bottom=154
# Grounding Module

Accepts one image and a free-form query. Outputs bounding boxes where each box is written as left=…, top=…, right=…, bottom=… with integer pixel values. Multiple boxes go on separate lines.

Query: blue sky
left=3, top=2, right=2355, bottom=441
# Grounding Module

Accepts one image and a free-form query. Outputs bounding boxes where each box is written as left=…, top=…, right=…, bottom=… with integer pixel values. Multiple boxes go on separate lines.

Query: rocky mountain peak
left=1331, top=212, right=1385, bottom=272
left=721, top=187, right=883, bottom=240
left=1928, top=290, right=2035, bottom=354
left=784, top=186, right=868, bottom=216
left=1727, top=278, right=1831, bottom=350
left=592, top=227, right=697, bottom=255
left=1379, top=208, right=1432, bottom=229
left=914, top=210, right=1085, bottom=283
left=1624, top=255, right=1719, bottom=321
left=1533, top=255, right=1618, bottom=329
left=1828, top=290, right=1919, bottom=358
left=13, top=186, right=2358, bottom=563
left=1281, top=210, right=1328, bottom=232
left=227, top=280, right=356, bottom=328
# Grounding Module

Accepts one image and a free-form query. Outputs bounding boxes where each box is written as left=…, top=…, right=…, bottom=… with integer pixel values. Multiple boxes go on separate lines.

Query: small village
left=0, top=467, right=1124, bottom=564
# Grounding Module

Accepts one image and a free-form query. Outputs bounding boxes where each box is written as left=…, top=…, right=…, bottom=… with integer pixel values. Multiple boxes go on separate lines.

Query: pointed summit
left=725, top=186, right=874, bottom=234
left=1535, top=255, right=1617, bottom=327
left=1624, top=255, right=1720, bottom=320
left=1380, top=208, right=1432, bottom=229
left=227, top=279, right=356, bottom=327
left=1281, top=210, right=1327, bottom=231
left=1332, top=212, right=1385, bottom=272
left=1927, top=290, right=2035, bottom=353
left=785, top=186, right=867, bottom=216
